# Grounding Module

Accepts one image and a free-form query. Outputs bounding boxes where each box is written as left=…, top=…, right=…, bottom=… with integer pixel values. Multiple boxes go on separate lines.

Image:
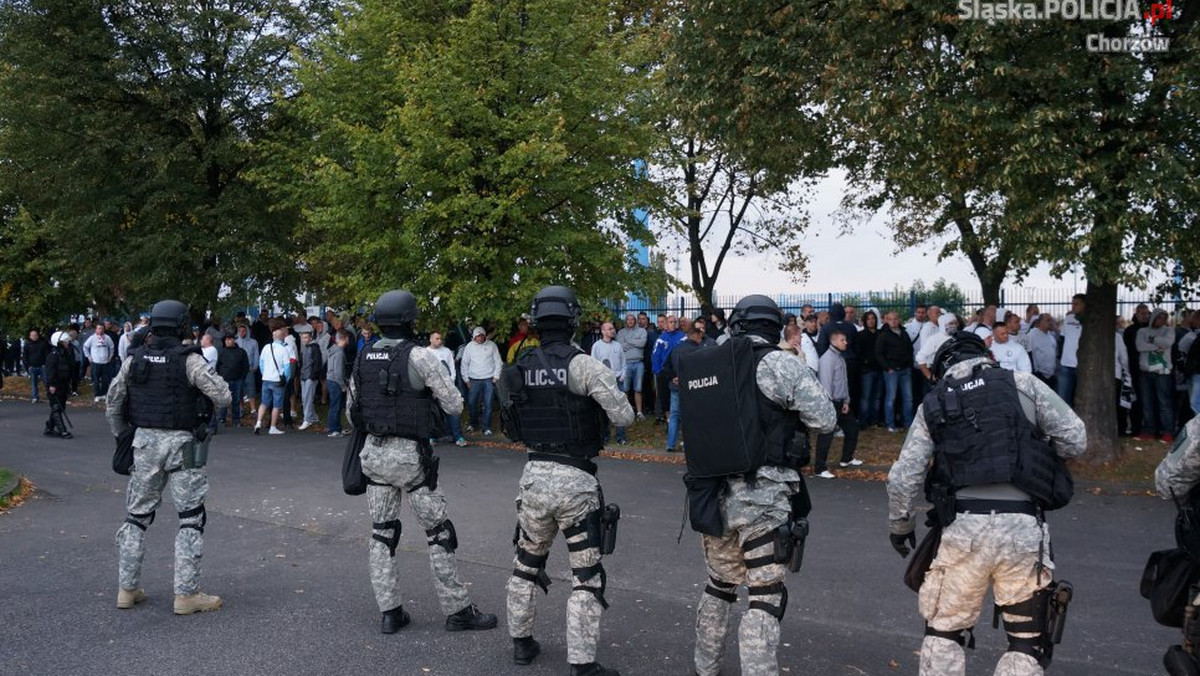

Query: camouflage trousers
left=695, top=473, right=795, bottom=676
left=506, top=460, right=605, bottom=665
left=115, top=429, right=208, bottom=595
left=918, top=512, right=1054, bottom=676
left=360, top=435, right=471, bottom=615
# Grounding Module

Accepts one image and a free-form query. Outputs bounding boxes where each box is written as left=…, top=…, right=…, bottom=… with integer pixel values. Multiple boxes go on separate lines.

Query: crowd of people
left=4, top=296, right=1198, bottom=450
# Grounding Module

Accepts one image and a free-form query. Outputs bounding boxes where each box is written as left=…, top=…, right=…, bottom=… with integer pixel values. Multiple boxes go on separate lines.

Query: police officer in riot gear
left=887, top=331, right=1086, bottom=676
left=43, top=331, right=76, bottom=438
left=346, top=289, right=497, bottom=635
left=682, top=294, right=837, bottom=676
left=1153, top=417, right=1200, bottom=675
left=106, top=300, right=232, bottom=614
left=499, top=285, right=634, bottom=676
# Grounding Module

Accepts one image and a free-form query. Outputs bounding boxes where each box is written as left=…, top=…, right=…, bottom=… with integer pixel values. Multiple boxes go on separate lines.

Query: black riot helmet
left=373, top=290, right=419, bottom=327
left=932, top=331, right=992, bottom=380
left=530, top=285, right=581, bottom=328
left=149, top=300, right=190, bottom=338
left=728, top=294, right=784, bottom=336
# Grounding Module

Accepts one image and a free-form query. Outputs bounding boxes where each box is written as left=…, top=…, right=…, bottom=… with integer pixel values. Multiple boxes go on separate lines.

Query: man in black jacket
left=215, top=332, right=250, bottom=429
left=23, top=329, right=50, bottom=403
left=876, top=311, right=915, bottom=431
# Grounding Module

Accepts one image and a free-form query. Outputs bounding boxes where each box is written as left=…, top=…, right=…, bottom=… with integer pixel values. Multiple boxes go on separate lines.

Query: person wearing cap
left=215, top=332, right=250, bottom=429
left=42, top=330, right=77, bottom=438
left=507, top=315, right=540, bottom=364
left=887, top=332, right=1085, bottom=676
left=460, top=325, right=503, bottom=435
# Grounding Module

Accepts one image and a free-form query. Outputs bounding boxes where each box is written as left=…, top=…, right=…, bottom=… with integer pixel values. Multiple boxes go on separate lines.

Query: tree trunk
left=1077, top=279, right=1119, bottom=463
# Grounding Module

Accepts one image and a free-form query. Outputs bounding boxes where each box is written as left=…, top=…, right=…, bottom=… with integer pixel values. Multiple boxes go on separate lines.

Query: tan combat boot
left=173, top=592, right=222, bottom=615
left=116, top=587, right=146, bottom=609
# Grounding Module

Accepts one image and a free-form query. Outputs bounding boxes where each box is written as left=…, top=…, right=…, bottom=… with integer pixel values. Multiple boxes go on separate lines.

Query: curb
left=0, top=473, right=22, bottom=501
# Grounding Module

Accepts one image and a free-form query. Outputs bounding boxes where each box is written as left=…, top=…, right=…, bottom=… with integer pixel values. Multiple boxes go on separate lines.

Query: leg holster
left=513, top=547, right=552, bottom=594
left=925, top=624, right=977, bottom=649
left=747, top=582, right=788, bottom=621
left=425, top=519, right=458, bottom=552
left=372, top=519, right=402, bottom=557
left=704, top=576, right=738, bottom=604
left=743, top=530, right=782, bottom=570
left=571, top=561, right=609, bottom=610
left=178, top=504, right=207, bottom=534
left=563, top=509, right=603, bottom=554
left=994, top=591, right=1051, bottom=667
left=124, top=510, right=156, bottom=531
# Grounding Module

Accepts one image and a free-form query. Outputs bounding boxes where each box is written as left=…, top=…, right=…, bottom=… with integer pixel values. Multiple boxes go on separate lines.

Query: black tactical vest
left=924, top=364, right=1072, bottom=510
left=510, top=343, right=606, bottom=458
left=127, top=344, right=204, bottom=431
left=354, top=340, right=435, bottom=440
left=752, top=345, right=807, bottom=469
left=677, top=338, right=808, bottom=478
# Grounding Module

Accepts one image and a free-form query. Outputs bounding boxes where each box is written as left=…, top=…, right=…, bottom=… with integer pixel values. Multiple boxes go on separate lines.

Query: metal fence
left=609, top=287, right=1198, bottom=322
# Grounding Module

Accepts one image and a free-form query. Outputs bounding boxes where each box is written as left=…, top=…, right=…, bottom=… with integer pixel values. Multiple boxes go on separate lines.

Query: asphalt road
left=0, top=399, right=1183, bottom=676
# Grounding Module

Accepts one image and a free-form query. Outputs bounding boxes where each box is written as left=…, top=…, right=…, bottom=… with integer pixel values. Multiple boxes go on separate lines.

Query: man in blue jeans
left=1056, top=294, right=1085, bottom=407
left=23, top=329, right=50, bottom=403
left=460, top=326, right=502, bottom=435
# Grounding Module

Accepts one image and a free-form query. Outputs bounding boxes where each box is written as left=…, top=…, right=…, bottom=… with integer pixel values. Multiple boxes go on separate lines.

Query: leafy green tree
left=673, top=0, right=1199, bottom=461
left=258, top=0, right=667, bottom=330
left=656, top=5, right=831, bottom=310
left=0, top=0, right=330, bottom=317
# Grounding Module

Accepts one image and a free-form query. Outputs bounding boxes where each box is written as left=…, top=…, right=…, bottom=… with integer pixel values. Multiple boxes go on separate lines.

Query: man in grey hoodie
left=1136, top=307, right=1177, bottom=442
left=615, top=314, right=647, bottom=419
left=814, top=329, right=859, bottom=478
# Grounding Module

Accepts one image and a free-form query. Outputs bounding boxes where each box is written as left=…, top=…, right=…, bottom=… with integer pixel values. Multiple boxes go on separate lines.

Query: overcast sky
left=659, top=170, right=1164, bottom=303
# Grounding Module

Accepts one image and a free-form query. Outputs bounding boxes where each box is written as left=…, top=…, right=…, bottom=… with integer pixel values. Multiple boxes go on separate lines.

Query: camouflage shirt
left=345, top=336, right=464, bottom=428
left=565, top=349, right=635, bottom=428
left=749, top=334, right=837, bottom=436
left=1156, top=417, right=1200, bottom=500
left=886, top=357, right=1087, bottom=534
left=106, top=351, right=233, bottom=437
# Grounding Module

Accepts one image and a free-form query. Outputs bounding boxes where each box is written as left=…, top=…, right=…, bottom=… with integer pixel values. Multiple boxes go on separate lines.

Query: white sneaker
left=94, top=396, right=101, bottom=403
left=834, top=428, right=844, bottom=438
left=635, top=412, right=645, bottom=421
left=839, top=459, right=864, bottom=467
left=887, top=427, right=898, bottom=433
left=455, top=438, right=468, bottom=447
left=269, top=427, right=285, bottom=435
left=298, top=421, right=312, bottom=431
left=483, top=430, right=493, bottom=437
left=816, top=470, right=836, bottom=479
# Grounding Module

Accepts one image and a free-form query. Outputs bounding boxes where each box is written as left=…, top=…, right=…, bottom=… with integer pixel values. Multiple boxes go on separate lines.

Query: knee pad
left=570, top=561, right=609, bottom=610
left=747, top=582, right=788, bottom=622
left=178, top=505, right=206, bottom=533
left=372, top=519, right=402, bottom=557
left=513, top=547, right=552, bottom=594
left=925, top=624, right=976, bottom=649
left=704, top=576, right=737, bottom=604
left=124, top=510, right=156, bottom=531
left=425, top=519, right=458, bottom=552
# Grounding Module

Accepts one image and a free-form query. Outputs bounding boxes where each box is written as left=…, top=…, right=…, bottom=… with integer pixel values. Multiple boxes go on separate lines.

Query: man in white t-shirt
left=82, top=324, right=116, bottom=401
left=254, top=323, right=296, bottom=435
left=989, top=322, right=1031, bottom=374
left=1057, top=294, right=1085, bottom=407
left=428, top=331, right=467, bottom=446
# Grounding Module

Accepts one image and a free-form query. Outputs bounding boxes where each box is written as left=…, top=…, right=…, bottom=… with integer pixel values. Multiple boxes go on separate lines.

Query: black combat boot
left=513, top=636, right=541, bottom=665
left=569, top=662, right=620, bottom=676
left=380, top=605, right=410, bottom=634
left=445, top=603, right=498, bottom=631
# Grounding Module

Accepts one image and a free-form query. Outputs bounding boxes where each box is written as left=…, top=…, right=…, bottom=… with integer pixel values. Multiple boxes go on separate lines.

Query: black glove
left=890, top=531, right=916, bottom=558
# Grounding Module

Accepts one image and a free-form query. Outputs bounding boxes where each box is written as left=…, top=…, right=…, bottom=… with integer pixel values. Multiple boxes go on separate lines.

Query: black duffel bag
left=1142, top=547, right=1200, bottom=628
left=112, top=427, right=137, bottom=475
